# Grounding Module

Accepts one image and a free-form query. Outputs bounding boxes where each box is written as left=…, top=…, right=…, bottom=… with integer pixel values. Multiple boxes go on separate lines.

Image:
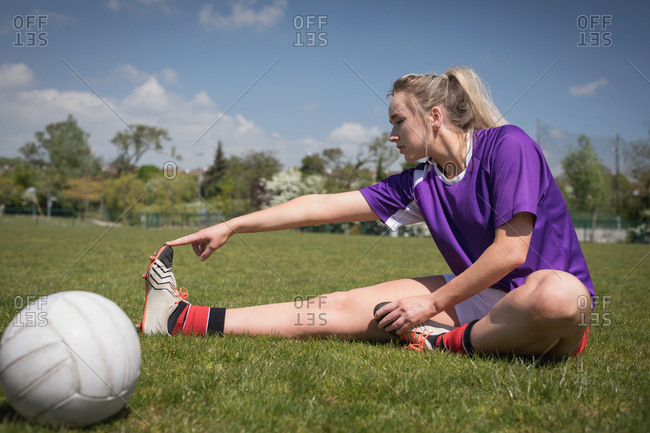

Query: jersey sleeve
left=488, top=126, right=549, bottom=228
left=359, top=167, right=424, bottom=231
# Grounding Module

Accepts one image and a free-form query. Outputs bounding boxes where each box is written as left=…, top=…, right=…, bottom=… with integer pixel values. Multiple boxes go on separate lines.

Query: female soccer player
left=139, top=66, right=594, bottom=357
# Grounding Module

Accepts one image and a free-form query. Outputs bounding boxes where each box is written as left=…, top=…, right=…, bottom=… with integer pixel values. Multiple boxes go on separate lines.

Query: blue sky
left=1, top=0, right=648, bottom=174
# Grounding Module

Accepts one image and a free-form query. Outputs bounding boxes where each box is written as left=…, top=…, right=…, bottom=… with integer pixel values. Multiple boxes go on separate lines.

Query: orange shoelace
left=404, top=329, right=435, bottom=352
left=174, top=287, right=189, bottom=304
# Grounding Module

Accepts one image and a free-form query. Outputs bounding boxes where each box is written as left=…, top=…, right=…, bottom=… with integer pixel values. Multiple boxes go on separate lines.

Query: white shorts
left=443, top=273, right=508, bottom=325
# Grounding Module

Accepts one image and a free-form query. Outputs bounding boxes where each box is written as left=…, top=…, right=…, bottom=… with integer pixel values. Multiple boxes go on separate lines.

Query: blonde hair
left=389, top=66, right=507, bottom=131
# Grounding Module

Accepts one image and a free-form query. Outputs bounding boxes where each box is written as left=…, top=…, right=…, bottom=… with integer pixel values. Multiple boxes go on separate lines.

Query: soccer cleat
left=373, top=301, right=450, bottom=351
left=138, top=244, right=188, bottom=336
left=401, top=323, right=449, bottom=352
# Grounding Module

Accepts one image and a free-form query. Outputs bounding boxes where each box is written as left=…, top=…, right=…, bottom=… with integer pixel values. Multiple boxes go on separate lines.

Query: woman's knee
left=524, top=270, right=591, bottom=324
left=315, top=290, right=363, bottom=317
left=317, top=284, right=398, bottom=318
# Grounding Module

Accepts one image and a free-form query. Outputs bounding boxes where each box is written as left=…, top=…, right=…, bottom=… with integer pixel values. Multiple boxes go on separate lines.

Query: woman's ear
left=429, top=106, right=444, bottom=128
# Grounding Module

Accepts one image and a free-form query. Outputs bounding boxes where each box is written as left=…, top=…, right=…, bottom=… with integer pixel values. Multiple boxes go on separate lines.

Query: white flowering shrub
left=262, top=167, right=328, bottom=208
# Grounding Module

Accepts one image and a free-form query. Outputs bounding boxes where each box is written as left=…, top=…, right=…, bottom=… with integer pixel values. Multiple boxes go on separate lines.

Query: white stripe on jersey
left=384, top=164, right=430, bottom=231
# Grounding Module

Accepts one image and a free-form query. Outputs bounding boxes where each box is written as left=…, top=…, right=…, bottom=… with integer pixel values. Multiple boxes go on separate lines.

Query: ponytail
left=389, top=66, right=507, bottom=131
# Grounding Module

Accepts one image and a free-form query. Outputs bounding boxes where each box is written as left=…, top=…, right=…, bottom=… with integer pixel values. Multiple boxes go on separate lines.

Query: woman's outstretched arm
left=167, top=191, right=378, bottom=261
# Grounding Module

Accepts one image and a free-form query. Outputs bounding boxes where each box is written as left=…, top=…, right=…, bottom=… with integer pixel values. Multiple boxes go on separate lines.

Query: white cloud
left=297, top=137, right=320, bottom=147
left=29, top=11, right=78, bottom=27
left=547, top=128, right=566, bottom=140
left=160, top=68, right=179, bottom=85
left=569, top=78, right=608, bottom=96
left=108, top=64, right=180, bottom=87
left=193, top=91, right=212, bottom=107
left=113, top=63, right=149, bottom=83
left=0, top=63, right=292, bottom=169
left=302, top=102, right=319, bottom=111
left=105, top=0, right=176, bottom=14
left=324, top=122, right=388, bottom=165
left=0, top=63, right=36, bottom=90
left=330, top=122, right=382, bottom=143
left=199, top=0, right=287, bottom=32
left=0, top=63, right=390, bottom=172
left=122, top=77, right=170, bottom=111
left=106, top=0, right=121, bottom=11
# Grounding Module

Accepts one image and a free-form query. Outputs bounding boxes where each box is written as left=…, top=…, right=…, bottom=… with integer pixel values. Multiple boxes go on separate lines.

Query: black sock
left=206, top=307, right=226, bottom=335
left=462, top=319, right=478, bottom=354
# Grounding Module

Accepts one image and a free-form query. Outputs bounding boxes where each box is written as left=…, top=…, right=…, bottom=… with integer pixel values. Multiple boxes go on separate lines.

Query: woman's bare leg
left=223, top=276, right=459, bottom=340
left=470, top=270, right=591, bottom=357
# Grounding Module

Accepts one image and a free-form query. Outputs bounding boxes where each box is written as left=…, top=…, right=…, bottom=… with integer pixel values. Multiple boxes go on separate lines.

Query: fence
left=572, top=220, right=630, bottom=243
left=2, top=207, right=647, bottom=243
left=2, top=206, right=77, bottom=218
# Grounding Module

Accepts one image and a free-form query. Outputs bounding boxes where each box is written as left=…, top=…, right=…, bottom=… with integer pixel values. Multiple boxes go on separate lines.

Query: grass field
left=0, top=216, right=648, bottom=432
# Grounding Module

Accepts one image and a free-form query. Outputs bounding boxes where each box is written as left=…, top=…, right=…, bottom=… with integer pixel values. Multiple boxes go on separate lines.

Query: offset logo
left=293, top=295, right=328, bottom=326
left=13, top=15, right=48, bottom=47
left=293, top=15, right=328, bottom=47
left=12, top=295, right=48, bottom=327
left=578, top=295, right=612, bottom=327
left=577, top=15, right=612, bottom=47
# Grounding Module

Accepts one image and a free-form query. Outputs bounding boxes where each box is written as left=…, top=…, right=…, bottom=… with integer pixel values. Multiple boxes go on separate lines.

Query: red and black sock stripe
left=167, top=301, right=226, bottom=336
left=428, top=319, right=478, bottom=354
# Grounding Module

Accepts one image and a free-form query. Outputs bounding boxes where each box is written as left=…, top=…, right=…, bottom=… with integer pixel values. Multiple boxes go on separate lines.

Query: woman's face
left=388, top=92, right=431, bottom=163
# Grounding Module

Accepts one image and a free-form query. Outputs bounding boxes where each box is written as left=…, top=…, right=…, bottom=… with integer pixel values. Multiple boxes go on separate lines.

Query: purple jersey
left=360, top=125, right=595, bottom=301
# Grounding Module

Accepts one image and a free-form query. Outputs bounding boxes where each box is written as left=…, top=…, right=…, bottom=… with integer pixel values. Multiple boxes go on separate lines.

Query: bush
left=628, top=223, right=650, bottom=243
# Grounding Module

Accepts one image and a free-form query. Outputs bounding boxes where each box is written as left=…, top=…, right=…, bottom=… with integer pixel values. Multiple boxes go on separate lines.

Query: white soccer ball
left=0, top=291, right=141, bottom=427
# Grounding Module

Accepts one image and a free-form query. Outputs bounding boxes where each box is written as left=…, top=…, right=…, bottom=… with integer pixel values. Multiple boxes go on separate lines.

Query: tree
left=324, top=133, right=397, bottom=190
left=18, top=142, right=47, bottom=166
left=223, top=151, right=281, bottom=212
left=0, top=174, right=21, bottom=207
left=110, top=125, right=171, bottom=174
left=104, top=173, right=145, bottom=224
left=623, top=127, right=650, bottom=221
left=561, top=135, right=610, bottom=240
left=143, top=173, right=197, bottom=214
left=329, top=160, right=373, bottom=192
left=625, top=136, right=650, bottom=182
left=366, top=132, right=398, bottom=181
left=297, top=134, right=396, bottom=194
left=322, top=148, right=344, bottom=173
left=300, top=153, right=326, bottom=176
left=19, top=115, right=100, bottom=180
left=63, top=176, right=105, bottom=214
left=12, top=160, right=40, bottom=190
left=324, top=137, right=387, bottom=191
left=137, top=165, right=163, bottom=182
left=201, top=140, right=228, bottom=197
left=615, top=173, right=639, bottom=221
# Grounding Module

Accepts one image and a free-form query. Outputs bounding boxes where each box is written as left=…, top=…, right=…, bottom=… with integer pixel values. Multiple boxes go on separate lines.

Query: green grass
left=0, top=216, right=648, bottom=432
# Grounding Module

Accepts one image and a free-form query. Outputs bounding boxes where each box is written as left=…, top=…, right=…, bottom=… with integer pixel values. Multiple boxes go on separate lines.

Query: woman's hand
left=166, top=223, right=233, bottom=261
left=375, top=294, right=437, bottom=335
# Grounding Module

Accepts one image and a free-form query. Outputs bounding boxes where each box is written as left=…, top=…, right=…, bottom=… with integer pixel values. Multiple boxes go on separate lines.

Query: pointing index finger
left=166, top=233, right=199, bottom=247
